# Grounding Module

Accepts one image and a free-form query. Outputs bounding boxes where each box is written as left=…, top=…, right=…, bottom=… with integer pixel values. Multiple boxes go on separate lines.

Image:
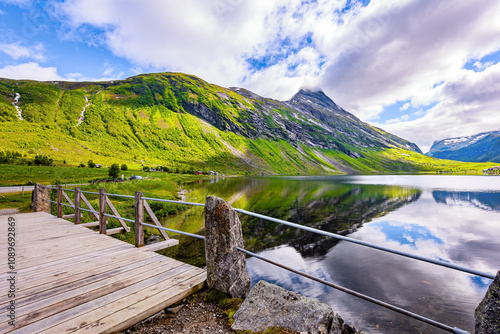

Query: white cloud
left=400, top=102, right=410, bottom=111
left=0, top=9, right=5, bottom=15
left=0, top=62, right=121, bottom=82
left=0, top=62, right=65, bottom=81
left=376, top=62, right=500, bottom=152
left=474, top=61, right=494, bottom=71
left=0, top=42, right=46, bottom=61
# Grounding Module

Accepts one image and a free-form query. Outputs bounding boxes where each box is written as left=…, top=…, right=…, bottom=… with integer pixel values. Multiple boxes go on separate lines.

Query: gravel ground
left=120, top=289, right=299, bottom=334
left=120, top=290, right=236, bottom=334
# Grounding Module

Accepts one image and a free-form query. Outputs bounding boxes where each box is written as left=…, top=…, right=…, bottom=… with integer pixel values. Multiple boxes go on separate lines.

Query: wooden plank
left=79, top=221, right=100, bottom=227
left=80, top=193, right=99, bottom=220
left=106, top=227, right=125, bottom=235
left=13, top=243, right=134, bottom=271
left=38, top=269, right=206, bottom=334
left=8, top=264, right=199, bottom=333
left=105, top=197, right=131, bottom=232
left=62, top=190, right=75, bottom=208
left=0, top=252, right=159, bottom=308
left=12, top=247, right=147, bottom=284
left=72, top=273, right=206, bottom=334
left=1, top=256, right=179, bottom=316
left=142, top=239, right=179, bottom=252
left=0, top=252, right=156, bottom=305
left=143, top=199, right=170, bottom=241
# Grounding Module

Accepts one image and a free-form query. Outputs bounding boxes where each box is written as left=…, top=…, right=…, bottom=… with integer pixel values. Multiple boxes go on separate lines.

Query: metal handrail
left=103, top=193, right=135, bottom=199
left=236, top=247, right=469, bottom=334
left=141, top=222, right=205, bottom=239
left=80, top=190, right=99, bottom=195
left=78, top=207, right=99, bottom=214
left=141, top=197, right=205, bottom=207
left=233, top=208, right=496, bottom=280
left=103, top=213, right=135, bottom=223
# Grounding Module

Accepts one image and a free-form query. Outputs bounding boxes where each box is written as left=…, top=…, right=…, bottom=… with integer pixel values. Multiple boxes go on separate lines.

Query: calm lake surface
left=172, top=175, right=500, bottom=333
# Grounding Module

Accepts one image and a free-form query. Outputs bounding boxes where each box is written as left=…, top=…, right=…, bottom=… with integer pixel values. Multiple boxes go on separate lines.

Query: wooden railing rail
left=41, top=185, right=176, bottom=249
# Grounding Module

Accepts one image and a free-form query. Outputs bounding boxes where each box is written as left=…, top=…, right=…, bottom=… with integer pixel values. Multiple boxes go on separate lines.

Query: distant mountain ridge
left=427, top=130, right=500, bottom=163
left=0, top=72, right=475, bottom=174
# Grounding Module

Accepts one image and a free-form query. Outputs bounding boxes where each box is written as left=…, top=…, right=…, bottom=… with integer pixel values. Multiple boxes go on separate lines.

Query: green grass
left=0, top=164, right=149, bottom=186
left=0, top=191, right=32, bottom=212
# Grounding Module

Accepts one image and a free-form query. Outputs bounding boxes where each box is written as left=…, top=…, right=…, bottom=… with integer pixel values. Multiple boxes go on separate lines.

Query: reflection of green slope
left=160, top=177, right=421, bottom=263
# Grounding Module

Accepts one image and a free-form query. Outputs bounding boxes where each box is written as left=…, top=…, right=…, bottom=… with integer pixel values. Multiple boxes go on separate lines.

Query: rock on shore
left=231, top=280, right=366, bottom=334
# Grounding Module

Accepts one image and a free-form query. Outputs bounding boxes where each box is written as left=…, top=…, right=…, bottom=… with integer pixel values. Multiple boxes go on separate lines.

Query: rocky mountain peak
left=289, top=87, right=339, bottom=110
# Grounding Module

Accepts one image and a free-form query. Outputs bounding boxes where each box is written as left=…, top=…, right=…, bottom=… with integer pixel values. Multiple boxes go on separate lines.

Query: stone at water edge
left=231, top=280, right=365, bottom=334
left=204, top=196, right=251, bottom=298
left=475, top=270, right=500, bottom=334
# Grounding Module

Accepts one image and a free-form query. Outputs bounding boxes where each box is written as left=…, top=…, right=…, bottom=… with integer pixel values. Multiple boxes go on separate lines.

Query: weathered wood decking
left=0, top=212, right=206, bottom=334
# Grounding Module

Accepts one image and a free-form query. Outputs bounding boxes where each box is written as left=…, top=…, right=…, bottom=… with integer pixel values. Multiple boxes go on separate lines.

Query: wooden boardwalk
left=0, top=212, right=206, bottom=334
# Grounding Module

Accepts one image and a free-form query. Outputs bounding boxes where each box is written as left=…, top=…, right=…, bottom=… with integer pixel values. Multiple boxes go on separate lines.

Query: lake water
left=172, top=175, right=500, bottom=333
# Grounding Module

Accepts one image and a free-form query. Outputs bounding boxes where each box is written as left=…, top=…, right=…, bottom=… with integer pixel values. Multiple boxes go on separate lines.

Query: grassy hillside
left=1, top=73, right=496, bottom=175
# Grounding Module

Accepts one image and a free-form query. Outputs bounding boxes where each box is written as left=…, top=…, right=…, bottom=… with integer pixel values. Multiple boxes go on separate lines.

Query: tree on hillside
left=109, top=163, right=120, bottom=179
left=121, top=164, right=128, bottom=171
left=88, top=160, right=96, bottom=168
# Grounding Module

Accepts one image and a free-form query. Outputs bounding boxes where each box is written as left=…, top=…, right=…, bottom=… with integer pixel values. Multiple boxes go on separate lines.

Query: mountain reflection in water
left=433, top=190, right=500, bottom=211
left=166, top=175, right=500, bottom=334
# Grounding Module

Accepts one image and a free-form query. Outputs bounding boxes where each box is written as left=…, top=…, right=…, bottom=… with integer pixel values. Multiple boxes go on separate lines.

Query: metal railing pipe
left=141, top=197, right=205, bottom=207
left=141, top=222, right=205, bottom=239
left=234, top=208, right=495, bottom=280
left=237, top=247, right=470, bottom=334
left=80, top=190, right=99, bottom=195
left=78, top=207, right=99, bottom=215
left=103, top=213, right=135, bottom=223
left=104, top=193, right=135, bottom=199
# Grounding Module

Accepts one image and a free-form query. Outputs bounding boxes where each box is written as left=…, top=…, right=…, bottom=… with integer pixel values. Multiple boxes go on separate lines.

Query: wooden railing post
left=99, top=188, right=107, bottom=234
left=57, top=185, right=63, bottom=218
left=135, top=191, right=144, bottom=247
left=74, top=187, right=81, bottom=224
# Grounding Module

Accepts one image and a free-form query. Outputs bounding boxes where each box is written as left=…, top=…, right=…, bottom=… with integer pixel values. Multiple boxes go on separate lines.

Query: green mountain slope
left=0, top=72, right=491, bottom=174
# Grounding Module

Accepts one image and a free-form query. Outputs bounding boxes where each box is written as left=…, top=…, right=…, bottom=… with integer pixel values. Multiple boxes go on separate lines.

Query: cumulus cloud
left=0, top=62, right=65, bottom=81
left=0, top=42, right=46, bottom=61
left=379, top=62, right=500, bottom=152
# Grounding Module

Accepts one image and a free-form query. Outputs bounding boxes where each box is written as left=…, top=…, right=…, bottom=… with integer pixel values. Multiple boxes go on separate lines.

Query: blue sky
left=1, top=0, right=500, bottom=152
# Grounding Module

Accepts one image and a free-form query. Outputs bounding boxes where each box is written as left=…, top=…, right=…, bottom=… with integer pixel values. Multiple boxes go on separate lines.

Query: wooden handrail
left=50, top=185, right=178, bottom=248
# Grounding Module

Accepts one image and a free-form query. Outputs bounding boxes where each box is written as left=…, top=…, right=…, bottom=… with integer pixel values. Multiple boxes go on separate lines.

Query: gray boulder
left=475, top=270, right=500, bottom=334
left=231, top=280, right=365, bottom=334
